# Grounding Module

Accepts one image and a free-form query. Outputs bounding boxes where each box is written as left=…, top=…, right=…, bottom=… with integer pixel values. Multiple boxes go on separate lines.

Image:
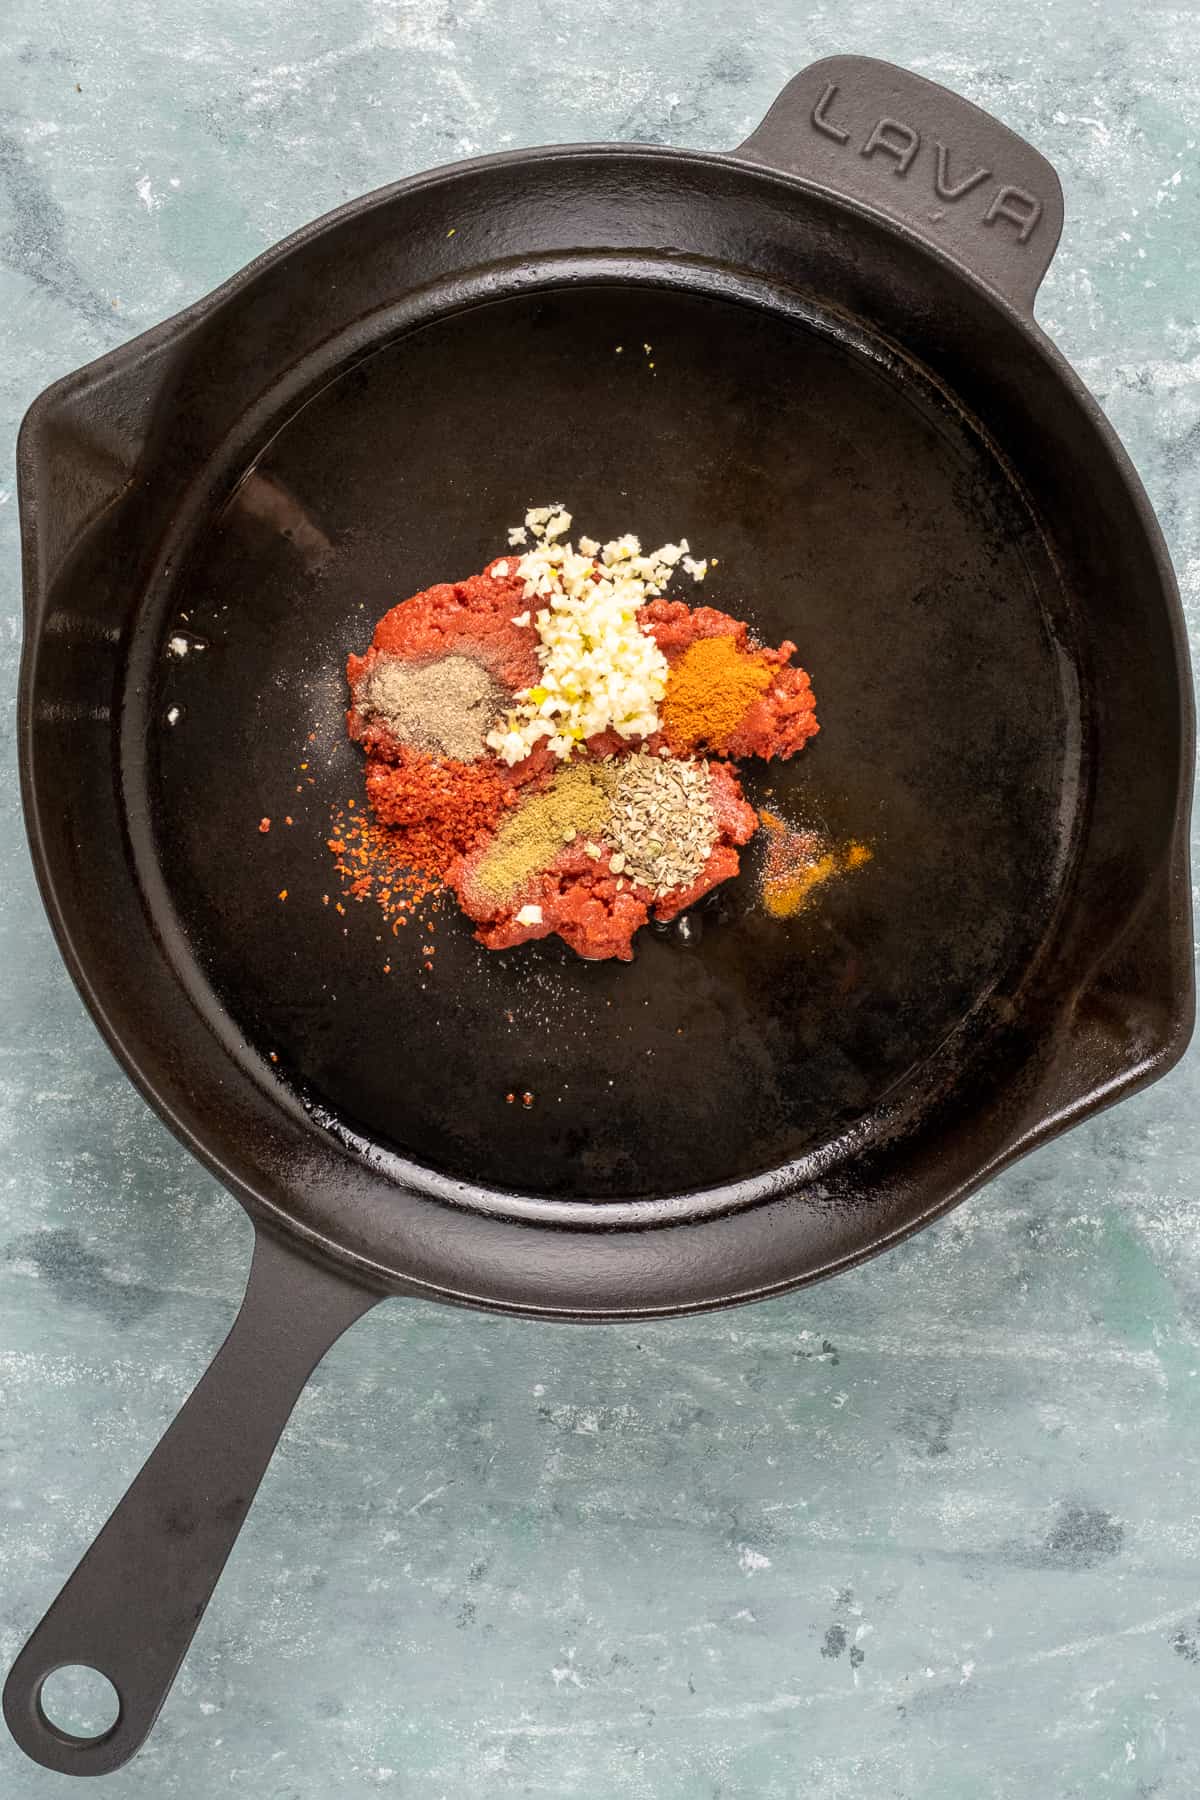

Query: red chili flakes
left=505, top=1092, right=516, bottom=1105
left=325, top=785, right=462, bottom=938
left=285, top=815, right=294, bottom=826
left=521, top=1091, right=534, bottom=1109
left=259, top=817, right=271, bottom=833
left=278, top=889, right=288, bottom=901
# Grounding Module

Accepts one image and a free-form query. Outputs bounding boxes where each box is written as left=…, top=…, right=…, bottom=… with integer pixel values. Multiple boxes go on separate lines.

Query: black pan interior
left=141, top=281, right=1080, bottom=1201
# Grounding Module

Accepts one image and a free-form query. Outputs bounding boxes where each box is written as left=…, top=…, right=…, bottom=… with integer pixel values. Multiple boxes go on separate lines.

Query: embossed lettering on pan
left=811, top=78, right=1043, bottom=240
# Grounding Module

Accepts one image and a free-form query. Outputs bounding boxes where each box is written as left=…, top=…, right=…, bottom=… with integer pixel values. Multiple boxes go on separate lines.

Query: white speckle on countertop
left=550, top=1649, right=584, bottom=1689
left=135, top=173, right=163, bottom=212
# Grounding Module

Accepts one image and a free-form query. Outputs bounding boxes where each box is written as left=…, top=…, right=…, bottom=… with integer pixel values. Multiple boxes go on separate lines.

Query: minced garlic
left=486, top=504, right=708, bottom=765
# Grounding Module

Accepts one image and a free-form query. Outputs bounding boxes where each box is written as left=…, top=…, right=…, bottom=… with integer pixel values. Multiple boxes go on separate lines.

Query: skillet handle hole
left=36, top=1664, right=122, bottom=1744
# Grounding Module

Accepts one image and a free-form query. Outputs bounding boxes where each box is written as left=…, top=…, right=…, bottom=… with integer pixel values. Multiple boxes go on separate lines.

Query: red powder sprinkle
left=259, top=817, right=271, bottom=833
left=365, top=745, right=531, bottom=849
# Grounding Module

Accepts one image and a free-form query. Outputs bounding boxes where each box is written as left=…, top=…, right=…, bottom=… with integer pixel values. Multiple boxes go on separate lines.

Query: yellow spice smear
left=758, top=809, right=872, bottom=917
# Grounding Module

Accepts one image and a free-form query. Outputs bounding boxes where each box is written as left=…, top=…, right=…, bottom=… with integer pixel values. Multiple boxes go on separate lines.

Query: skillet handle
left=734, top=55, right=1064, bottom=313
left=3, top=1227, right=381, bottom=1776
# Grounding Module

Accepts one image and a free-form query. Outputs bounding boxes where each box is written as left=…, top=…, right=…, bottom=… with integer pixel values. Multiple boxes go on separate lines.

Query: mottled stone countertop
left=2, top=3, right=1199, bottom=1795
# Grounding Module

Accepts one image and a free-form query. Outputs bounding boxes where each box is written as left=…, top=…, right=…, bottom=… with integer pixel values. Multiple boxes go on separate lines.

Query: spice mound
left=342, top=506, right=824, bottom=961
left=355, top=654, right=505, bottom=762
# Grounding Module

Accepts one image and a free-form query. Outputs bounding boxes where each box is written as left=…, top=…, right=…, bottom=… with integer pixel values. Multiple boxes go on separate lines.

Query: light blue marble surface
left=2, top=2, right=1199, bottom=1794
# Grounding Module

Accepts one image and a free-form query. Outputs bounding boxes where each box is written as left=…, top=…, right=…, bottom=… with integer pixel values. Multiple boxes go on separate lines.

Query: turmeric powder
left=758, top=811, right=873, bottom=918
left=661, top=635, right=771, bottom=752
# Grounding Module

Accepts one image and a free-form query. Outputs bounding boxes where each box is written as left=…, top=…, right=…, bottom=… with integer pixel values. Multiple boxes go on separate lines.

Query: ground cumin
left=661, top=635, right=772, bottom=752
left=471, top=761, right=617, bottom=902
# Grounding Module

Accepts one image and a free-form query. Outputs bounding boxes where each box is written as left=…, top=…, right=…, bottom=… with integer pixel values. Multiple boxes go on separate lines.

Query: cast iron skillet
left=5, top=56, right=1193, bottom=1775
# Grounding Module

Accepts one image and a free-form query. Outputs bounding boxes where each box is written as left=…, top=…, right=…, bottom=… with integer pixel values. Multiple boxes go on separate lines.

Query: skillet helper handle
left=3, top=1228, right=380, bottom=1777
left=734, top=55, right=1064, bottom=314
